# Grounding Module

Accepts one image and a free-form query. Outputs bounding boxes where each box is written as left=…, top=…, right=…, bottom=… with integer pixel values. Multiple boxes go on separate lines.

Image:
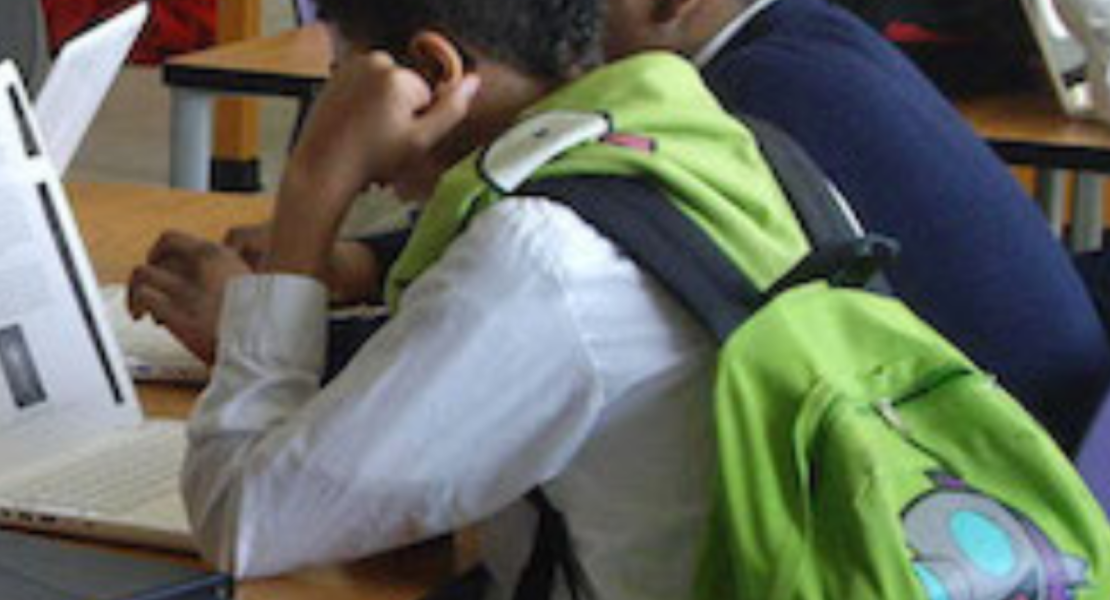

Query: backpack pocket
left=804, top=365, right=1110, bottom=600
left=894, top=369, right=1110, bottom=600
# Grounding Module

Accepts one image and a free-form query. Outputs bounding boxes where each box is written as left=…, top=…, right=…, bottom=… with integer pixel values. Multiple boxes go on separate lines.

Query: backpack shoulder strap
left=742, top=115, right=899, bottom=295
left=521, top=175, right=758, bottom=344
left=519, top=120, right=898, bottom=344
left=741, top=115, right=864, bottom=246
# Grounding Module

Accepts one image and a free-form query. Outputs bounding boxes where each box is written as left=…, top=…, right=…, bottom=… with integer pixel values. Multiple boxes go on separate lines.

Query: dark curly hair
left=316, top=0, right=605, bottom=80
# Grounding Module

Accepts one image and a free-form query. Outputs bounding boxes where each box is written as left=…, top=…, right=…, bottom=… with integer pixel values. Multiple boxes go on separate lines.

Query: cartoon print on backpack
left=904, top=472, right=1089, bottom=600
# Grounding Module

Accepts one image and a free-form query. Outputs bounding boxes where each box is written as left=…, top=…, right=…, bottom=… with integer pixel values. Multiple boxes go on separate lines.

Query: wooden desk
left=958, top=92, right=1110, bottom=172
left=163, top=24, right=331, bottom=190
left=66, top=181, right=452, bottom=600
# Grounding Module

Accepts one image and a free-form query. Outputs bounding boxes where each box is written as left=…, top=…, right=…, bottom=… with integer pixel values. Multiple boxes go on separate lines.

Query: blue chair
left=1078, top=392, right=1110, bottom=516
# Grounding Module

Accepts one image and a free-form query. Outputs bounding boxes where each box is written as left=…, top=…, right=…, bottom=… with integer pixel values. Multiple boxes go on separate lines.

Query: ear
left=652, top=0, right=700, bottom=23
left=407, top=30, right=467, bottom=90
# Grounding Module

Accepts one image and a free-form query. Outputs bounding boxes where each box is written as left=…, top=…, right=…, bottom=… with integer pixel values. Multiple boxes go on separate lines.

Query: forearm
left=182, top=215, right=607, bottom=578
left=326, top=239, right=385, bottom=305
left=181, top=275, right=444, bottom=577
left=184, top=276, right=332, bottom=576
left=182, top=277, right=420, bottom=578
left=338, top=228, right=414, bottom=304
left=264, top=164, right=354, bottom=281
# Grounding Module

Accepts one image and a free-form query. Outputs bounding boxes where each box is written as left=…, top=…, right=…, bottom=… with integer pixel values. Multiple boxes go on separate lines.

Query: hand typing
left=127, top=231, right=252, bottom=363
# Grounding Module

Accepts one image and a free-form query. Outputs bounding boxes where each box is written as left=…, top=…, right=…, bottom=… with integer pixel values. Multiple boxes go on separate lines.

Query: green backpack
left=515, top=118, right=1110, bottom=600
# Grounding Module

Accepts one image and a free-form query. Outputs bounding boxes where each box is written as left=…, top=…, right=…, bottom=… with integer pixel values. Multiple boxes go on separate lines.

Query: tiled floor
left=68, top=1, right=299, bottom=192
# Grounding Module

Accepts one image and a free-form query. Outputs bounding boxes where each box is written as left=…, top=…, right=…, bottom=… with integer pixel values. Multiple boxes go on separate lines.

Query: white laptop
left=0, top=60, right=193, bottom=551
left=35, top=2, right=149, bottom=174
left=27, top=3, right=207, bottom=383
left=1021, top=0, right=1093, bottom=117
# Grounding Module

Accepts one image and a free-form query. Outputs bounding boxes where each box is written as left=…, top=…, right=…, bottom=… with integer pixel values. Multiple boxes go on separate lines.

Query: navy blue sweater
left=704, top=0, right=1110, bottom=449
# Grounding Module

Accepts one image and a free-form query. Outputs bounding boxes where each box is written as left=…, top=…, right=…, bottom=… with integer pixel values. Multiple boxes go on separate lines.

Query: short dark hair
left=316, top=0, right=604, bottom=79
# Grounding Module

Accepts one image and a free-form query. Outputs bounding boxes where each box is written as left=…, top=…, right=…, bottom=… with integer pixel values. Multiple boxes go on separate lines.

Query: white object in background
left=1023, top=0, right=1093, bottom=117
left=1052, top=0, right=1110, bottom=123
left=34, top=3, right=149, bottom=173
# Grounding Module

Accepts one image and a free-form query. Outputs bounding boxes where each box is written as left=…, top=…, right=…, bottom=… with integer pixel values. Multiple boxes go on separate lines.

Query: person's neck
left=679, top=0, right=750, bottom=57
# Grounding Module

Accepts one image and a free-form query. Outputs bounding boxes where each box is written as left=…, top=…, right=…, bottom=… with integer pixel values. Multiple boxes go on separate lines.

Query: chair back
left=1079, top=394, right=1110, bottom=516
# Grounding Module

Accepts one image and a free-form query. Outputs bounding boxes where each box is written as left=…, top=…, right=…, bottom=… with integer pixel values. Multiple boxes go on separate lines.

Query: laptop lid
left=0, top=60, right=140, bottom=465
left=0, top=529, right=232, bottom=600
left=34, top=2, right=149, bottom=174
left=1021, top=0, right=1092, bottom=116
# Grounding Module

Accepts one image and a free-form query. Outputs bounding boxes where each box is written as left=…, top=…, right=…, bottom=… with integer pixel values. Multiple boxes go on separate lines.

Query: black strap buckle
left=764, top=235, right=900, bottom=301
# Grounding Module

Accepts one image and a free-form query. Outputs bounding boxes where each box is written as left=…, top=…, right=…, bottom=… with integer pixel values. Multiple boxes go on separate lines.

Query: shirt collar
left=693, top=0, right=782, bottom=67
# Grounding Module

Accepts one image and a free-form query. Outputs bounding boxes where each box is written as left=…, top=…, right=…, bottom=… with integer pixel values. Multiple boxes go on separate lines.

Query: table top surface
left=163, top=24, right=330, bottom=97
left=955, top=92, right=1110, bottom=171
left=63, top=180, right=452, bottom=600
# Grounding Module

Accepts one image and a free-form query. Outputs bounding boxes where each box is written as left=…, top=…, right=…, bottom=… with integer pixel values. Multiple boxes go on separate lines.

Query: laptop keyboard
left=0, top=423, right=184, bottom=517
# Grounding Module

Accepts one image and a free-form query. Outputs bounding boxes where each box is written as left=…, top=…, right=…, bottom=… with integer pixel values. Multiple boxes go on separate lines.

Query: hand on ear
left=287, top=35, right=479, bottom=200
left=266, top=40, right=480, bottom=280
left=404, top=31, right=482, bottom=139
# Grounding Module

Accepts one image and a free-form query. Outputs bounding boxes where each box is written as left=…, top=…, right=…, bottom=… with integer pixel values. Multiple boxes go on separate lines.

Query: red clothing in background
left=42, top=0, right=216, bottom=64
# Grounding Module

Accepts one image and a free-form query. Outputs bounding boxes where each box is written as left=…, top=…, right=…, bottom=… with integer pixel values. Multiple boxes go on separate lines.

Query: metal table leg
left=1071, top=172, right=1105, bottom=252
left=1034, top=168, right=1068, bottom=238
left=169, top=88, right=214, bottom=191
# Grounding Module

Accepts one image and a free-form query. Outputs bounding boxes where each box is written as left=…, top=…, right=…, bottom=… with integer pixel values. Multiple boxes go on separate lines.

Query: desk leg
left=170, top=88, right=214, bottom=191
left=1071, top=173, right=1105, bottom=252
left=1034, top=168, right=1068, bottom=238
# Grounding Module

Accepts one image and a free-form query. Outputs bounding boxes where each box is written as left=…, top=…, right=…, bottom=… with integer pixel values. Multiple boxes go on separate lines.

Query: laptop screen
left=0, top=61, right=138, bottom=442
left=34, top=3, right=148, bottom=174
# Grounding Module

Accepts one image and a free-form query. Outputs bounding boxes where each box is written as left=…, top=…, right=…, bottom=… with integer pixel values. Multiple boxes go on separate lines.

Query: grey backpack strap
left=742, top=116, right=863, bottom=246
left=524, top=175, right=759, bottom=342
left=741, top=115, right=899, bottom=296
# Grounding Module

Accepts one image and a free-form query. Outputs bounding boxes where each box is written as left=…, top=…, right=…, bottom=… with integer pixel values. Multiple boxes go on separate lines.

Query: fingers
left=224, top=222, right=270, bottom=270
left=133, top=285, right=215, bottom=363
left=412, top=74, right=481, bottom=150
left=126, top=264, right=218, bottom=364
left=147, top=230, right=215, bottom=275
left=223, top=225, right=254, bottom=251
left=128, top=230, right=249, bottom=365
left=127, top=265, right=192, bottom=320
left=339, top=50, right=474, bottom=151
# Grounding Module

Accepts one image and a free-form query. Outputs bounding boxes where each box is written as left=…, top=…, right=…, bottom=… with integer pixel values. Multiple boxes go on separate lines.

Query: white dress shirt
left=185, top=196, right=718, bottom=600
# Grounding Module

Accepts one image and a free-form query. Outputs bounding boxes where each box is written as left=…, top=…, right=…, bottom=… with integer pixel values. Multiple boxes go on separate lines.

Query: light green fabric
left=698, top=283, right=1110, bottom=599
left=385, top=52, right=807, bottom=308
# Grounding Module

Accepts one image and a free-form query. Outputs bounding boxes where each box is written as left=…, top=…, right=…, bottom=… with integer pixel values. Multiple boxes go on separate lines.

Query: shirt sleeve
left=182, top=202, right=605, bottom=578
